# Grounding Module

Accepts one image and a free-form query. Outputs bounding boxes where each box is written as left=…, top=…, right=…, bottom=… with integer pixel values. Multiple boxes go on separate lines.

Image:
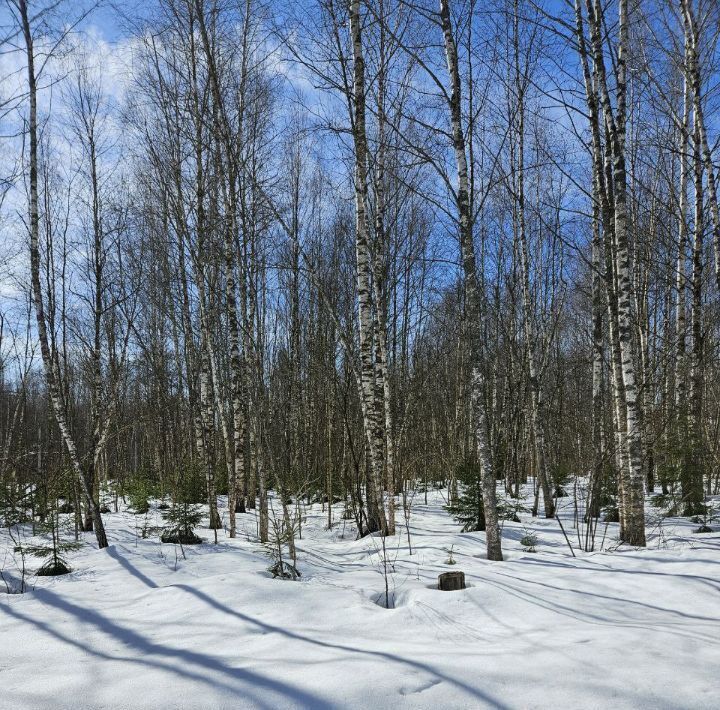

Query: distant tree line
left=0, top=0, right=719, bottom=559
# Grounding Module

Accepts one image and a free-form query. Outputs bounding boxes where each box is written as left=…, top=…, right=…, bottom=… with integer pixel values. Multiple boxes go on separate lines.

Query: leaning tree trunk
left=20, top=0, right=108, bottom=549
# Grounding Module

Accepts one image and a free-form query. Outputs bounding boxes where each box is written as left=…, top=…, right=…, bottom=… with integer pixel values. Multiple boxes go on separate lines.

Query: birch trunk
left=511, top=26, right=554, bottom=518
left=440, top=0, right=502, bottom=560
left=680, top=0, right=720, bottom=294
left=371, top=42, right=396, bottom=535
left=590, top=207, right=604, bottom=521
left=193, top=0, right=249, bottom=533
left=675, top=70, right=690, bottom=459
left=349, top=0, right=388, bottom=535
left=585, top=0, right=646, bottom=545
left=619, top=8, right=645, bottom=543
left=685, top=107, right=705, bottom=515
left=20, top=0, right=108, bottom=549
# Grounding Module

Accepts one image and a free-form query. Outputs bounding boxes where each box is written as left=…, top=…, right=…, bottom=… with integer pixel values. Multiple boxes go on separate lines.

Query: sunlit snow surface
left=1, top=487, right=718, bottom=709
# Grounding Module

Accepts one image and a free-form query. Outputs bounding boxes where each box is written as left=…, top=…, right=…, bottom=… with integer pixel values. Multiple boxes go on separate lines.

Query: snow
left=1, top=488, right=719, bottom=709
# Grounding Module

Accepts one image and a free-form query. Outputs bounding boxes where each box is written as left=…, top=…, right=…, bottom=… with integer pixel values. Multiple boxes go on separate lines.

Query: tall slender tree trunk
left=583, top=0, right=645, bottom=545
left=20, top=0, right=108, bottom=549
left=675, top=67, right=690, bottom=492
left=372, top=37, right=396, bottom=535
left=440, top=0, right=502, bottom=560
left=680, top=0, right=720, bottom=294
left=349, top=0, right=388, bottom=535
left=511, top=19, right=554, bottom=518
left=590, top=206, right=605, bottom=521
left=685, top=105, right=705, bottom=515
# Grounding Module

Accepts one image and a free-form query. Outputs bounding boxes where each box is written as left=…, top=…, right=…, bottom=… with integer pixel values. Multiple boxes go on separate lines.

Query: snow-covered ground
left=1, top=487, right=719, bottom=709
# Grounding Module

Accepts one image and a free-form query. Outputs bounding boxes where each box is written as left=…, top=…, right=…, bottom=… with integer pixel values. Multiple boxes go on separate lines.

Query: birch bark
left=440, top=0, right=502, bottom=560
left=349, top=0, right=388, bottom=535
left=20, top=0, right=108, bottom=549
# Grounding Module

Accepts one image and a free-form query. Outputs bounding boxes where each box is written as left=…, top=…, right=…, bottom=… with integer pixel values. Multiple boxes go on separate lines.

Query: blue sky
left=80, top=0, right=146, bottom=42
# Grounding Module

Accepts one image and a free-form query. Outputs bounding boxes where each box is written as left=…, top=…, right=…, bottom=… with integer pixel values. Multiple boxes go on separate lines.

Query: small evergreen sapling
left=125, top=472, right=163, bottom=515
left=447, top=460, right=526, bottom=532
left=266, top=510, right=301, bottom=580
left=691, top=498, right=717, bottom=534
left=446, top=461, right=486, bottom=532
left=160, top=461, right=212, bottom=545
left=445, top=544, right=457, bottom=565
left=161, top=502, right=203, bottom=544
left=26, top=508, right=81, bottom=576
left=520, top=529, right=538, bottom=553
left=126, top=482, right=151, bottom=515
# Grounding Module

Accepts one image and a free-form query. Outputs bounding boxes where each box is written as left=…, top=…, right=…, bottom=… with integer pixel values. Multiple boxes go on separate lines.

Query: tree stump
left=438, top=571, right=466, bottom=591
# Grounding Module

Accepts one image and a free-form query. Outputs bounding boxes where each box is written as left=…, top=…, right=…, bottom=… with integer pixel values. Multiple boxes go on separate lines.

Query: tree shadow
left=1, top=588, right=333, bottom=709
left=101, top=543, right=509, bottom=706
left=475, top=570, right=720, bottom=646
left=106, top=545, right=159, bottom=589
left=517, top=556, right=720, bottom=593
left=171, top=583, right=509, bottom=708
